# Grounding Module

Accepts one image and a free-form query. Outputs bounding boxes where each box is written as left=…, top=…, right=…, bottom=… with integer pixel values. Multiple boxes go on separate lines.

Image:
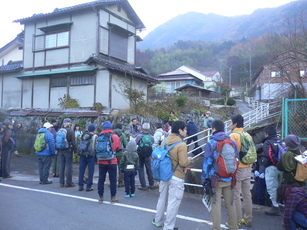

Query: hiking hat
left=63, top=118, right=72, bottom=124
left=4, top=119, right=13, bottom=126
left=102, top=121, right=112, bottom=130
left=43, top=122, right=53, bottom=129
left=88, top=123, right=96, bottom=132
left=142, top=123, right=150, bottom=130
left=285, top=134, right=300, bottom=148
left=264, top=126, right=277, bottom=135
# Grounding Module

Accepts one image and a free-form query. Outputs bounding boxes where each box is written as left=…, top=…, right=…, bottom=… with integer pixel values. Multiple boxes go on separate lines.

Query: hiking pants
left=124, top=171, right=136, bottom=195
left=234, top=167, right=253, bottom=223
left=155, top=176, right=184, bottom=230
left=78, top=156, right=95, bottom=189
left=138, top=156, right=154, bottom=188
left=59, top=152, right=73, bottom=185
left=98, top=163, right=117, bottom=197
left=212, top=181, right=237, bottom=230
left=1, top=146, right=12, bottom=178
left=52, top=153, right=60, bottom=175
left=116, top=155, right=124, bottom=184
left=265, top=165, right=283, bottom=205
left=37, top=155, right=52, bottom=183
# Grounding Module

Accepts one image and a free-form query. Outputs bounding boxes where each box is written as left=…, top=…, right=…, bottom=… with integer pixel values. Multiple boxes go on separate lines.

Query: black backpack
left=77, top=131, right=94, bottom=157
left=137, top=134, right=153, bottom=157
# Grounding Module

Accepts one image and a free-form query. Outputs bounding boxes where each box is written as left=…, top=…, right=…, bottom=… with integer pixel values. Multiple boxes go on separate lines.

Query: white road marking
left=0, top=183, right=229, bottom=229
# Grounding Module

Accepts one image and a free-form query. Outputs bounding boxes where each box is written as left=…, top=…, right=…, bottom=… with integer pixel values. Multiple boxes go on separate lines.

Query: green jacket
left=119, top=140, right=139, bottom=171
left=113, top=128, right=128, bottom=157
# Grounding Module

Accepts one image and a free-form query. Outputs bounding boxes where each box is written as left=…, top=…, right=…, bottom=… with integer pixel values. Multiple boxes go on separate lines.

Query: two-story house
left=253, top=50, right=307, bottom=100
left=0, top=0, right=155, bottom=109
left=155, top=65, right=221, bottom=94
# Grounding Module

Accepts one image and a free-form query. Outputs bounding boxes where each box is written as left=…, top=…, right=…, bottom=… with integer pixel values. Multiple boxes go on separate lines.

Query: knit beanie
left=87, top=123, right=96, bottom=132
left=102, top=121, right=112, bottom=130
left=285, top=134, right=300, bottom=148
left=264, top=126, right=277, bottom=135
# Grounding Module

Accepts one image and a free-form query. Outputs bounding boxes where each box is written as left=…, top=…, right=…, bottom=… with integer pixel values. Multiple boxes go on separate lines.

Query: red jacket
left=97, top=129, right=120, bottom=165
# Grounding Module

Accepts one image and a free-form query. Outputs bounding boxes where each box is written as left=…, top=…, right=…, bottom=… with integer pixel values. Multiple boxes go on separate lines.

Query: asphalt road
left=0, top=155, right=284, bottom=230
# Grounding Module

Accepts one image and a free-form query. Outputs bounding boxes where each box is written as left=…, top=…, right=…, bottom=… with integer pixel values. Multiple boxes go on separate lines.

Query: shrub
left=227, top=97, right=236, bottom=106
left=58, top=94, right=79, bottom=108
left=175, top=95, right=188, bottom=107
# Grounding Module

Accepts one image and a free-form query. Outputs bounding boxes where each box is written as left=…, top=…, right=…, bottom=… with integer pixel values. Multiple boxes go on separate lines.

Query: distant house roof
left=14, top=0, right=145, bottom=30
left=201, top=70, right=219, bottom=77
left=158, top=69, right=203, bottom=82
left=0, top=31, right=24, bottom=56
left=0, top=60, right=23, bottom=73
left=175, top=84, right=214, bottom=93
left=85, top=53, right=156, bottom=82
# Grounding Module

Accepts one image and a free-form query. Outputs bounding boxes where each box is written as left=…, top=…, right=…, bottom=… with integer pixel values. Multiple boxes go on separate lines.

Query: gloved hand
left=203, top=179, right=214, bottom=196
left=259, top=173, right=265, bottom=179
left=120, top=168, right=124, bottom=173
left=188, top=157, right=194, bottom=164
left=254, top=170, right=260, bottom=177
left=135, top=170, right=138, bottom=176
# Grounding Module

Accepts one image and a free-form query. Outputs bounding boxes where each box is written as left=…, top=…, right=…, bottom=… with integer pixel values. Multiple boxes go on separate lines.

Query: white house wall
left=21, top=79, right=32, bottom=108
left=0, top=45, right=23, bottom=65
left=0, top=73, right=21, bottom=108
left=70, top=85, right=94, bottom=107
left=96, top=70, right=110, bottom=107
left=50, top=87, right=67, bottom=108
left=45, top=49, right=70, bottom=66
left=23, top=22, right=36, bottom=68
left=33, top=78, right=49, bottom=108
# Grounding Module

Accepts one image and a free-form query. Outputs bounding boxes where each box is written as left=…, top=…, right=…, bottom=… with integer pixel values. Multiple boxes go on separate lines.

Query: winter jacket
left=284, top=187, right=307, bottom=230
left=152, top=128, right=164, bottom=150
left=186, top=121, right=198, bottom=136
left=97, top=129, right=120, bottom=165
left=202, top=131, right=239, bottom=183
left=119, top=140, right=139, bottom=171
left=2, top=128, right=12, bottom=149
left=262, top=135, right=282, bottom=167
left=113, top=128, right=128, bottom=157
left=277, top=148, right=301, bottom=185
left=35, top=128, right=55, bottom=156
left=129, top=123, right=142, bottom=138
left=166, top=133, right=191, bottom=179
left=202, top=116, right=214, bottom=129
left=229, top=127, right=251, bottom=168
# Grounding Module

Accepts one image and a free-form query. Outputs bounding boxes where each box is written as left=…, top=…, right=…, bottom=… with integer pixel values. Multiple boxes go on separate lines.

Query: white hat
left=43, top=122, right=53, bottom=129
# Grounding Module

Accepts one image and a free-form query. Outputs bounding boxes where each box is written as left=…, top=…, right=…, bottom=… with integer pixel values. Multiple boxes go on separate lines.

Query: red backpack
left=214, top=138, right=238, bottom=178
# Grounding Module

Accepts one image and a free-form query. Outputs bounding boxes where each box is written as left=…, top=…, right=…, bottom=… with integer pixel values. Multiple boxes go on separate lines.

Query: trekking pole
left=184, top=182, right=203, bottom=188
left=185, top=168, right=202, bottom=172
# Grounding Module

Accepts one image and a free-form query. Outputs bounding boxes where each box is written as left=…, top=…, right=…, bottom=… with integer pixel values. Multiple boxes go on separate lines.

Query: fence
left=282, top=98, right=307, bottom=140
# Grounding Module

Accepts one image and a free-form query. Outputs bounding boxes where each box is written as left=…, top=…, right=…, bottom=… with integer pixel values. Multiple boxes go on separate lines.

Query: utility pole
left=229, top=66, right=232, bottom=87
left=248, top=48, right=252, bottom=88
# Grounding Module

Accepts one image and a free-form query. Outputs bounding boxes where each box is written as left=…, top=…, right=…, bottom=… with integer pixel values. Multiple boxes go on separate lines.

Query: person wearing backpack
left=57, top=118, right=76, bottom=188
left=262, top=126, right=284, bottom=216
left=97, top=121, right=121, bottom=204
left=202, top=119, right=238, bottom=230
left=277, top=134, right=303, bottom=186
left=113, top=123, right=128, bottom=188
left=135, top=123, right=157, bottom=190
left=35, top=122, right=55, bottom=184
left=1, top=119, right=14, bottom=179
left=50, top=119, right=60, bottom=178
left=186, top=119, right=201, bottom=156
left=229, top=114, right=255, bottom=228
left=77, top=124, right=97, bottom=192
left=119, top=140, right=139, bottom=198
left=201, top=111, right=214, bottom=129
left=152, top=121, right=191, bottom=230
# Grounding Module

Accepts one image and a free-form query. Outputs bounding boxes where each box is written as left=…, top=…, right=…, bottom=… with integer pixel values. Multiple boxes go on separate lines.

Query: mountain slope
left=138, top=0, right=307, bottom=50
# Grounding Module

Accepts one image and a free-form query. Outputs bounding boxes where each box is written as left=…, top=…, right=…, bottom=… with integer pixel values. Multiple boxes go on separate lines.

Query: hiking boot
left=65, top=183, right=76, bottom=187
left=125, top=194, right=130, bottom=198
left=152, top=218, right=162, bottom=227
left=86, top=188, right=93, bottom=192
left=241, top=219, right=252, bottom=227
left=265, top=206, right=281, bottom=216
left=138, top=186, right=148, bottom=190
left=42, top=181, right=52, bottom=184
left=78, top=186, right=84, bottom=191
left=98, top=196, right=104, bottom=204
left=111, top=196, right=119, bottom=203
left=118, top=182, right=124, bottom=187
left=130, top=194, right=136, bottom=197
left=225, top=221, right=241, bottom=228
left=149, top=184, right=159, bottom=189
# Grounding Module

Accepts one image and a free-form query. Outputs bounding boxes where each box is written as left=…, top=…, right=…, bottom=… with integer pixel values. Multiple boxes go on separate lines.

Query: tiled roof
left=86, top=54, right=156, bottom=82
left=14, top=0, right=145, bottom=29
left=175, top=84, right=214, bottom=92
left=0, top=60, right=23, bottom=73
left=159, top=69, right=187, bottom=76
left=201, top=70, right=218, bottom=77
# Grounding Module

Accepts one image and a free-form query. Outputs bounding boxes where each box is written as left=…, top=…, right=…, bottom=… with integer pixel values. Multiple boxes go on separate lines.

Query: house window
left=271, top=71, right=280, bottom=78
left=50, top=78, right=68, bottom=87
left=71, top=76, right=94, bottom=85
left=45, top=31, right=69, bottom=49
left=110, top=31, right=128, bottom=61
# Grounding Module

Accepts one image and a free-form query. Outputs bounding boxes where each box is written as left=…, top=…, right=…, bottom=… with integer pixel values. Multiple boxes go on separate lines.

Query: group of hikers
left=1, top=111, right=307, bottom=230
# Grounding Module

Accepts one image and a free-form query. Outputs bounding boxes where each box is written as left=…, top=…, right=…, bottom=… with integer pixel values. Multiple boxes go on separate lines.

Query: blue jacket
left=186, top=121, right=198, bottom=136
left=201, top=131, right=238, bottom=183
left=36, top=128, right=55, bottom=156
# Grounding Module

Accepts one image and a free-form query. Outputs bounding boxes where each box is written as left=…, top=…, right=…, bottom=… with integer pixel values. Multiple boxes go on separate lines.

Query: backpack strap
left=166, top=141, right=184, bottom=172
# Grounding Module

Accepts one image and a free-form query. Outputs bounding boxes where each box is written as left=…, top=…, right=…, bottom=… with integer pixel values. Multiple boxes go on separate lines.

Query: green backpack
left=34, top=133, right=47, bottom=152
left=235, top=131, right=257, bottom=165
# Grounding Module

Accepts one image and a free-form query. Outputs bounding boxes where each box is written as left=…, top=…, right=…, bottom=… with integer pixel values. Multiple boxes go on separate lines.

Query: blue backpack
left=55, top=128, right=69, bottom=149
left=96, top=133, right=114, bottom=160
left=152, top=140, right=183, bottom=181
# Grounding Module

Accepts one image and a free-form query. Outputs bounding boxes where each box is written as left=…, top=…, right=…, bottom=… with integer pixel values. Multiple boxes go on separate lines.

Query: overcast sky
left=0, top=0, right=294, bottom=48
